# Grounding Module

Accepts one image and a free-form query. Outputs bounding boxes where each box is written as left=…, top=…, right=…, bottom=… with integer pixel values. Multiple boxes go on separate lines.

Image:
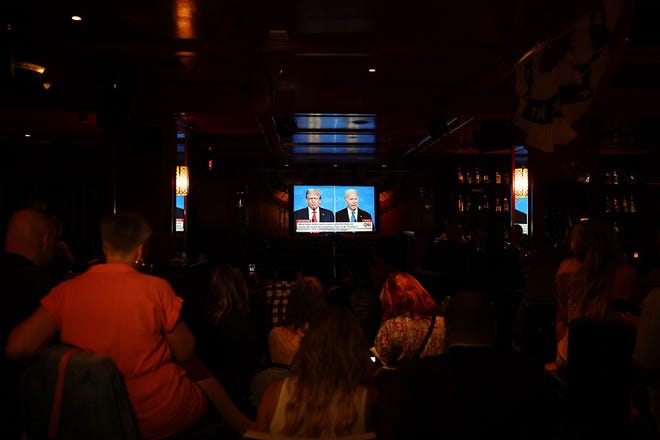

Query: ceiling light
left=71, top=16, right=82, bottom=21
left=24, top=133, right=31, bottom=138
left=368, top=68, right=376, bottom=73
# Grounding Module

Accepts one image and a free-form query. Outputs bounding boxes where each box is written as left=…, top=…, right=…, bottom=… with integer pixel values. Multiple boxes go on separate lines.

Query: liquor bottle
left=503, top=197, right=509, bottom=212
left=495, top=171, right=502, bottom=184
left=612, top=196, right=620, bottom=213
left=495, top=197, right=501, bottom=212
left=605, top=171, right=611, bottom=185
left=475, top=167, right=481, bottom=184
left=483, top=169, right=489, bottom=184
left=622, top=195, right=629, bottom=213
left=466, top=169, right=473, bottom=184
left=630, top=195, right=637, bottom=213
left=458, top=195, right=464, bottom=212
left=613, top=170, right=619, bottom=185
left=458, top=167, right=464, bottom=184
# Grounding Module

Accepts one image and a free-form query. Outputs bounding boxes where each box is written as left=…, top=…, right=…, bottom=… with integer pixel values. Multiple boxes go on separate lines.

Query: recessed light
left=71, top=15, right=82, bottom=22
left=368, top=68, right=376, bottom=73
left=333, top=164, right=339, bottom=168
left=24, top=133, right=31, bottom=138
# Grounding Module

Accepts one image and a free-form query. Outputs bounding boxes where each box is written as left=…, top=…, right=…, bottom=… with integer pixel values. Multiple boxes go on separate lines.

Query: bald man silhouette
left=1, top=208, right=58, bottom=439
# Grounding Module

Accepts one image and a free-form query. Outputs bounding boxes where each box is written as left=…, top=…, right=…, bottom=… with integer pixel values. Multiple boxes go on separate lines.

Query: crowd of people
left=2, top=207, right=660, bottom=439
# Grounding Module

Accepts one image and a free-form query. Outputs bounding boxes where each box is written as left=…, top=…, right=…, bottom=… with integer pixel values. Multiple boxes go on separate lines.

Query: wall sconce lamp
left=514, top=167, right=529, bottom=198
left=176, top=166, right=189, bottom=196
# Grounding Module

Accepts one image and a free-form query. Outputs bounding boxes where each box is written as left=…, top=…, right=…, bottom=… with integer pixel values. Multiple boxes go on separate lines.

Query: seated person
left=377, top=290, right=553, bottom=440
left=255, top=305, right=376, bottom=436
left=195, top=264, right=267, bottom=417
left=1, top=208, right=59, bottom=440
left=268, top=276, right=326, bottom=366
left=374, top=271, right=446, bottom=367
left=633, top=287, right=660, bottom=434
left=547, top=218, right=641, bottom=372
left=5, top=212, right=252, bottom=439
left=251, top=276, right=327, bottom=407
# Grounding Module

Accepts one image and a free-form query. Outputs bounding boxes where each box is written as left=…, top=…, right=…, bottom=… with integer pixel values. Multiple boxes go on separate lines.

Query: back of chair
left=22, top=344, right=140, bottom=440
left=565, top=318, right=635, bottom=436
left=243, top=431, right=377, bottom=440
left=513, top=300, right=557, bottom=363
left=567, top=318, right=635, bottom=390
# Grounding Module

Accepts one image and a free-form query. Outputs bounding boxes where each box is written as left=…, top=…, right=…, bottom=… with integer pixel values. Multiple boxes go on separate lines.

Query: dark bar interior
left=1, top=1, right=660, bottom=439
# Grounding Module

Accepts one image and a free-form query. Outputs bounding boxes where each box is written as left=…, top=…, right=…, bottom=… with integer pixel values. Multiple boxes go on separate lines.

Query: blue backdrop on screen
left=333, top=186, right=375, bottom=218
left=292, top=186, right=336, bottom=211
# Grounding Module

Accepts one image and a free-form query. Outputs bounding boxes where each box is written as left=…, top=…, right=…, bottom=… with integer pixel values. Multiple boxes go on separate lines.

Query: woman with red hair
left=374, top=271, right=446, bottom=367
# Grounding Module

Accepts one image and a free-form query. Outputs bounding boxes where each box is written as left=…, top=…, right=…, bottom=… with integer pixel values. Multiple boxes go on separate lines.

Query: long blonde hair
left=569, top=219, right=624, bottom=303
left=283, top=306, right=370, bottom=436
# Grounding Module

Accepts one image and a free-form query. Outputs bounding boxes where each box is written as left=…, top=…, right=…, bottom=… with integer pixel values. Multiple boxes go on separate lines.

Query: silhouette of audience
left=255, top=305, right=376, bottom=436
left=6, top=212, right=253, bottom=438
left=194, top=263, right=267, bottom=417
left=373, top=271, right=445, bottom=367
left=251, top=275, right=327, bottom=408
left=1, top=208, right=58, bottom=440
left=546, top=218, right=641, bottom=372
left=377, top=290, right=554, bottom=440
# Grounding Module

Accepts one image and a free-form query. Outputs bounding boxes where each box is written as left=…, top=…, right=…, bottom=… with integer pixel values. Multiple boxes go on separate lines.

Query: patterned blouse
left=374, top=314, right=446, bottom=367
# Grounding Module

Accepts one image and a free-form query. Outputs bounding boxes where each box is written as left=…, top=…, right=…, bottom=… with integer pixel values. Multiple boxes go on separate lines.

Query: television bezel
left=289, top=184, right=380, bottom=236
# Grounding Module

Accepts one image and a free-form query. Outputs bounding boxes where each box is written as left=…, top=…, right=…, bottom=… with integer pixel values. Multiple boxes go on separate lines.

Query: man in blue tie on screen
left=335, top=188, right=372, bottom=223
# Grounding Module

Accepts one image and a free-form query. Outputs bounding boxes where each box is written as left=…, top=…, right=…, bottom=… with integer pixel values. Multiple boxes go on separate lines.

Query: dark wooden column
left=112, top=116, right=178, bottom=264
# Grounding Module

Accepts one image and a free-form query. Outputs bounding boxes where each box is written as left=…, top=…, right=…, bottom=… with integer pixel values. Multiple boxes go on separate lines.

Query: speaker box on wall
left=473, top=119, right=518, bottom=152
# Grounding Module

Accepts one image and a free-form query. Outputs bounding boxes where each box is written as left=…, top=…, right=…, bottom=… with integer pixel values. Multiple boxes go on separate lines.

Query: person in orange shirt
left=6, top=212, right=252, bottom=439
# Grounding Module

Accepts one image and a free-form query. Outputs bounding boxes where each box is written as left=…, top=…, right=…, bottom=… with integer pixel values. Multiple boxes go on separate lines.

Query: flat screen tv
left=291, top=185, right=377, bottom=234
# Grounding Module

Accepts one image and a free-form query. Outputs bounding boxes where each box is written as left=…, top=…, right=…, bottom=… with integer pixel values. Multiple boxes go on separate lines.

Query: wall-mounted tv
left=291, top=185, right=377, bottom=234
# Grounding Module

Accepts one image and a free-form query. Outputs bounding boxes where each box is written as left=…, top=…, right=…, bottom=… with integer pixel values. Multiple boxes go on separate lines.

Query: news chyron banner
left=296, top=220, right=373, bottom=233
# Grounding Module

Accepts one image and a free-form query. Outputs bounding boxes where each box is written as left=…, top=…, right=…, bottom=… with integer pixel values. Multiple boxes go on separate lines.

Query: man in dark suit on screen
left=293, top=188, right=335, bottom=222
left=335, top=189, right=372, bottom=222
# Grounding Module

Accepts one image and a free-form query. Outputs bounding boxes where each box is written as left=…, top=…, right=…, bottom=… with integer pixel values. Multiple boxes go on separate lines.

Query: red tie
left=312, top=210, right=317, bottom=222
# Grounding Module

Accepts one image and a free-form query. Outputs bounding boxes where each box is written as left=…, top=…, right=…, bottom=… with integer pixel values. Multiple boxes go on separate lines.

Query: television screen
left=291, top=185, right=377, bottom=234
